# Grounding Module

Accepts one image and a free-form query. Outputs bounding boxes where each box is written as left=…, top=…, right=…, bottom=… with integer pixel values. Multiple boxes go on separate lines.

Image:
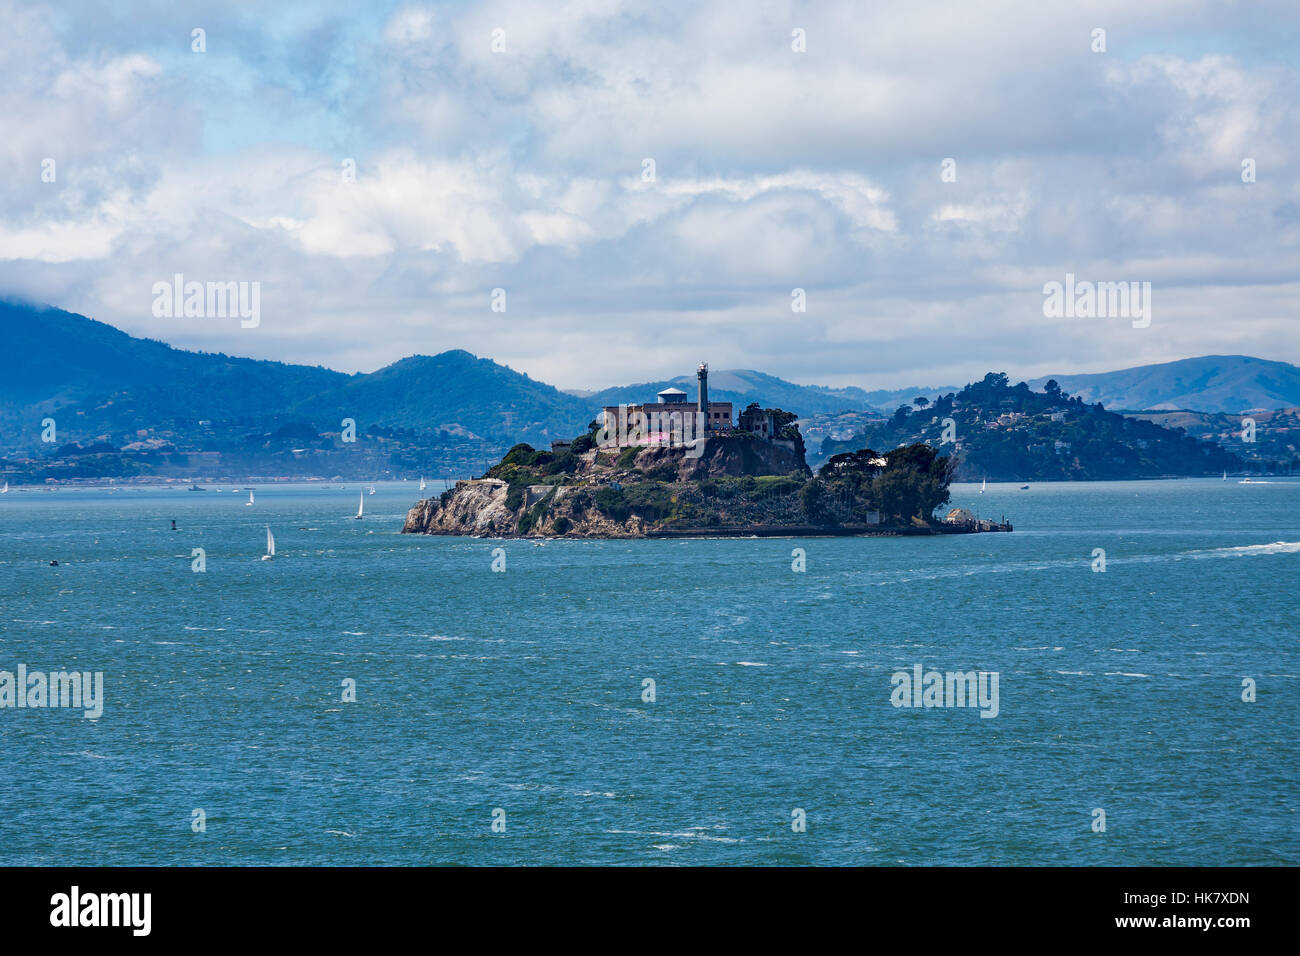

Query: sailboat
left=1, top=481, right=7, bottom=494
left=419, top=476, right=427, bottom=492
left=261, top=526, right=275, bottom=561
left=980, top=478, right=986, bottom=493
left=368, top=485, right=376, bottom=495
left=246, top=490, right=254, bottom=506
left=355, top=492, right=364, bottom=520
left=1222, top=470, right=1227, bottom=481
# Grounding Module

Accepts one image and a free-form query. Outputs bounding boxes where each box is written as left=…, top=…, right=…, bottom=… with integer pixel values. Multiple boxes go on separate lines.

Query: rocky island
left=402, top=364, right=1011, bottom=539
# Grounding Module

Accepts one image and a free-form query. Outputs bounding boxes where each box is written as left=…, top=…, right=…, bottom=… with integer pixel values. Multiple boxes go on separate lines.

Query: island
left=402, top=363, right=1011, bottom=539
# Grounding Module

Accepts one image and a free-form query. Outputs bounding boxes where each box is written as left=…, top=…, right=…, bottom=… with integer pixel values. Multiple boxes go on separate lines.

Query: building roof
left=657, top=387, right=686, bottom=396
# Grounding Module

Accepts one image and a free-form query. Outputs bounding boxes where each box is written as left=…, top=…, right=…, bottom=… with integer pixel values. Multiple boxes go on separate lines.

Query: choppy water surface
left=0, top=478, right=1296, bottom=865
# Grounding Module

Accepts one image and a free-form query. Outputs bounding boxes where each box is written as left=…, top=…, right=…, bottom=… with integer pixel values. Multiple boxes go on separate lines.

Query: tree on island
left=872, top=443, right=957, bottom=523
left=819, top=443, right=956, bottom=524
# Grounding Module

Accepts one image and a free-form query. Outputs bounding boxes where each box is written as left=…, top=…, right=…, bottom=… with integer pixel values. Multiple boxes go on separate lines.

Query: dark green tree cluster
left=818, top=443, right=956, bottom=523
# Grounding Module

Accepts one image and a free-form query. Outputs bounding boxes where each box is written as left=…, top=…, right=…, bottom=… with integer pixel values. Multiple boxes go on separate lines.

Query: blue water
left=0, top=479, right=1296, bottom=865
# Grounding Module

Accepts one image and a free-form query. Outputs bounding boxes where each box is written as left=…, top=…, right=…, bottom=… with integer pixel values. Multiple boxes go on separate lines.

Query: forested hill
left=821, top=373, right=1243, bottom=480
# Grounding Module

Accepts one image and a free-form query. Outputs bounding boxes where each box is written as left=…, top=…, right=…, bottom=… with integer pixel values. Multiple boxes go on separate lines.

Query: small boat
left=49, top=560, right=58, bottom=566
left=1019, top=485, right=1029, bottom=490
left=354, top=492, right=364, bottom=520
left=419, top=476, right=427, bottom=492
left=188, top=483, right=205, bottom=492
left=1, top=481, right=7, bottom=494
left=1222, top=470, right=1227, bottom=481
left=368, top=486, right=376, bottom=495
left=246, top=490, right=254, bottom=506
left=262, top=526, right=275, bottom=560
left=980, top=478, right=986, bottom=493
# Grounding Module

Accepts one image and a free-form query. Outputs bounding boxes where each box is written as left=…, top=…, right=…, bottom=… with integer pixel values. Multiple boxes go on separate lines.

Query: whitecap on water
left=1187, top=540, right=1300, bottom=557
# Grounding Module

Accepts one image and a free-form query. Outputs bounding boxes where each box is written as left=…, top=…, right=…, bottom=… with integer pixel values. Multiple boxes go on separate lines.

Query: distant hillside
left=1026, top=355, right=1300, bottom=413
left=289, top=351, right=593, bottom=444
left=0, top=300, right=347, bottom=438
left=2, top=300, right=1295, bottom=482
left=0, top=302, right=590, bottom=452
left=1126, top=407, right=1300, bottom=470
left=822, top=373, right=1245, bottom=481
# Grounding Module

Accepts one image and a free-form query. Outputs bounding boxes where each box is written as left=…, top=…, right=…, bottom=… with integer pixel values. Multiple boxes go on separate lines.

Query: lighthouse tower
left=697, top=362, right=709, bottom=433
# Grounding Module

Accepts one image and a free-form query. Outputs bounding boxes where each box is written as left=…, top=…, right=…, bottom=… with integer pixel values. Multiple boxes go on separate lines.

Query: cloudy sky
left=2, top=0, right=1298, bottom=390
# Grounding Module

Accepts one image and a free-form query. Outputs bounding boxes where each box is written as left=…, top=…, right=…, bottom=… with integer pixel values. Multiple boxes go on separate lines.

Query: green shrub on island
left=642, top=461, right=678, bottom=482
left=504, top=480, right=527, bottom=511
left=595, top=486, right=630, bottom=522
left=753, top=474, right=802, bottom=496
left=615, top=445, right=644, bottom=469
left=799, top=480, right=831, bottom=524
left=622, top=483, right=677, bottom=522
left=491, top=443, right=579, bottom=479
left=500, top=443, right=539, bottom=468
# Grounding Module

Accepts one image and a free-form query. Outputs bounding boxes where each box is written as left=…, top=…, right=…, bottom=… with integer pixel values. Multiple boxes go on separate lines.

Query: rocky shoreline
left=401, top=477, right=1012, bottom=539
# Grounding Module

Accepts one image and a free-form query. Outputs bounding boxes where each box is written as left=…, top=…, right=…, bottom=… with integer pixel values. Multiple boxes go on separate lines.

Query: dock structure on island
left=943, top=508, right=1013, bottom=533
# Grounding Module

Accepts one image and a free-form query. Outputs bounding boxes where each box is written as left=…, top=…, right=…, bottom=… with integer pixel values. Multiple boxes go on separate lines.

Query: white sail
left=419, top=476, right=426, bottom=492
left=356, top=492, right=364, bottom=519
left=265, top=526, right=275, bottom=558
left=247, top=490, right=254, bottom=506
left=1, top=481, right=7, bottom=493
left=980, top=478, right=986, bottom=493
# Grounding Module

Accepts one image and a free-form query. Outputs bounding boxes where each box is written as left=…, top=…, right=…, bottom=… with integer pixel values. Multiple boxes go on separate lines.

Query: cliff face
left=403, top=479, right=514, bottom=535
left=633, top=435, right=808, bottom=480
left=402, top=479, right=650, bottom=538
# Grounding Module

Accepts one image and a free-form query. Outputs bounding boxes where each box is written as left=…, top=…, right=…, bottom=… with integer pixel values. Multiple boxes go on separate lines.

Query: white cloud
left=0, top=0, right=1298, bottom=389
